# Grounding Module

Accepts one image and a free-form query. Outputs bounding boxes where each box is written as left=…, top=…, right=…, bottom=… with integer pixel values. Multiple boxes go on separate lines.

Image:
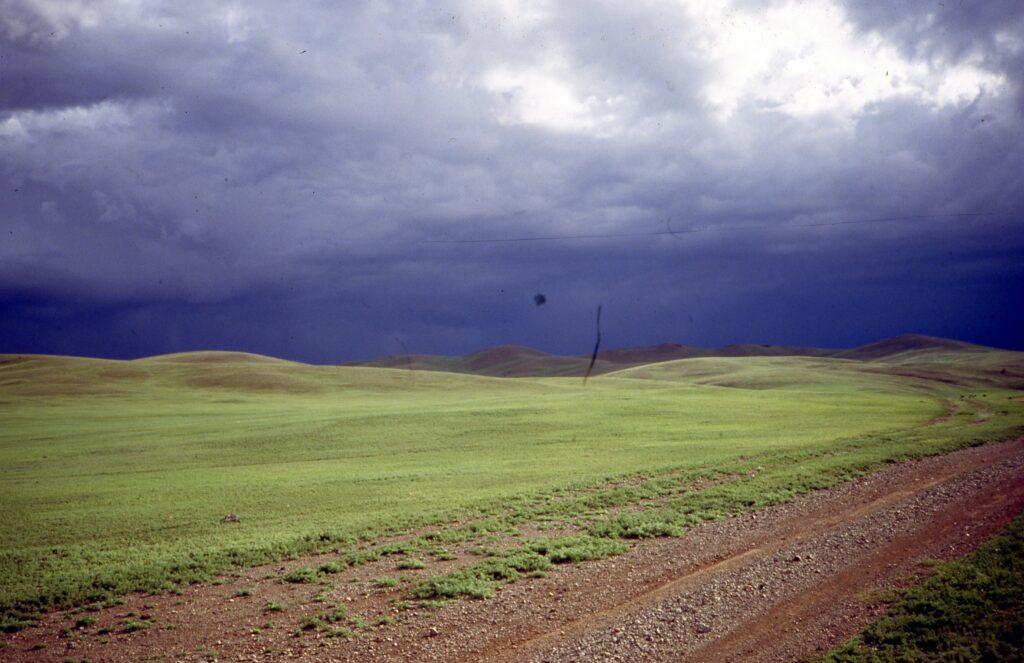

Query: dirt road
left=5, top=437, right=1023, bottom=662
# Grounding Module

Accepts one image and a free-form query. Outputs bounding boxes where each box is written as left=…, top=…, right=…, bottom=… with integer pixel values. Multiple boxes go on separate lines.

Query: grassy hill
left=346, top=334, right=1005, bottom=378
left=1, top=338, right=1022, bottom=629
left=832, top=333, right=991, bottom=361
left=343, top=344, right=614, bottom=377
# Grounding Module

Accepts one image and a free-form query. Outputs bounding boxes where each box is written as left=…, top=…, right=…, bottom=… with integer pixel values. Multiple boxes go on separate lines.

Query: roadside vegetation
left=820, top=514, right=1024, bottom=662
left=1, top=348, right=1022, bottom=632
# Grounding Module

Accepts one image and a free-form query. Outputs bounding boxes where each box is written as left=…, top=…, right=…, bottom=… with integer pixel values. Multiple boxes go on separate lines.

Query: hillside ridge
left=343, top=334, right=1009, bottom=378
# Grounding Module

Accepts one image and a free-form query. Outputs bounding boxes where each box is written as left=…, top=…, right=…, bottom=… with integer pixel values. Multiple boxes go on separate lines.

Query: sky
left=2, top=0, right=1023, bottom=363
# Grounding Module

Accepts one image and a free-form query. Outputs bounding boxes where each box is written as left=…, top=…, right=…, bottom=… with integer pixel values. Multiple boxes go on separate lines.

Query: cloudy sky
left=2, top=0, right=1023, bottom=363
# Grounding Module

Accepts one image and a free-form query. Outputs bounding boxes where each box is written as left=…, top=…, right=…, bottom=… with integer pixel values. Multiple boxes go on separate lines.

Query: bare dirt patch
left=3, top=438, right=1023, bottom=662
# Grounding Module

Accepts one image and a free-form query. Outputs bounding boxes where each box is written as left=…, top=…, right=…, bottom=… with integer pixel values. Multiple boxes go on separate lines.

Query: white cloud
left=685, top=0, right=1006, bottom=122
left=482, top=63, right=626, bottom=135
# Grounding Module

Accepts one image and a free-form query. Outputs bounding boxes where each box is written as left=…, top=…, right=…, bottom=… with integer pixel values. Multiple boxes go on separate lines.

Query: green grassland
left=1, top=346, right=1023, bottom=629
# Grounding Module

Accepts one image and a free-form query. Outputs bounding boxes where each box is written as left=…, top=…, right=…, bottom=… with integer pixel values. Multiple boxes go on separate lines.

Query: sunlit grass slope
left=1, top=349, right=1022, bottom=626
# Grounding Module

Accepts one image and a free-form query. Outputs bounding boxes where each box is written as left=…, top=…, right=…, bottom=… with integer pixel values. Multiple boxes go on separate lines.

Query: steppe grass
left=820, top=514, right=1024, bottom=662
left=1, top=352, right=1022, bottom=629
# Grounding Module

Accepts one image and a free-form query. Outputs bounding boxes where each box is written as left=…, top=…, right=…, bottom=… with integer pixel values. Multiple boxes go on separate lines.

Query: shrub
left=528, top=535, right=629, bottom=563
left=282, top=567, right=320, bottom=584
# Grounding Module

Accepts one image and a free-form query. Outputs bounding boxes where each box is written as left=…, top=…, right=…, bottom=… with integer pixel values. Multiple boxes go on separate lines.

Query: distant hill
left=595, top=343, right=708, bottom=364
left=3, top=334, right=1019, bottom=395
left=344, top=345, right=614, bottom=378
left=715, top=344, right=834, bottom=358
left=345, top=334, right=1009, bottom=378
left=834, top=334, right=989, bottom=361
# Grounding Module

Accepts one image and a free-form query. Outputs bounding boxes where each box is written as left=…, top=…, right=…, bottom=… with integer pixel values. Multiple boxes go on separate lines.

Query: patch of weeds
left=323, top=603, right=348, bottom=623
left=121, top=618, right=154, bottom=633
left=373, top=616, right=395, bottom=627
left=410, top=573, right=494, bottom=600
left=300, top=617, right=322, bottom=631
left=340, top=549, right=381, bottom=567
left=410, top=548, right=554, bottom=600
left=527, top=570, right=547, bottom=578
left=528, top=535, right=629, bottom=563
left=431, top=548, right=457, bottom=561
left=347, top=614, right=371, bottom=630
left=416, top=599, right=448, bottom=610
left=203, top=650, right=219, bottom=660
left=263, top=602, right=286, bottom=613
left=234, top=588, right=253, bottom=597
left=378, top=541, right=422, bottom=556
left=372, top=577, right=399, bottom=589
left=588, top=512, right=683, bottom=539
left=31, top=642, right=46, bottom=651
left=313, top=584, right=332, bottom=602
left=422, top=519, right=513, bottom=545
left=318, top=561, right=343, bottom=574
left=857, top=587, right=904, bottom=609
left=500, top=550, right=554, bottom=572
left=75, top=616, right=98, bottom=629
left=392, top=600, right=413, bottom=611
left=1, top=613, right=39, bottom=633
left=326, top=627, right=354, bottom=639
left=282, top=566, right=320, bottom=584
left=397, top=558, right=427, bottom=570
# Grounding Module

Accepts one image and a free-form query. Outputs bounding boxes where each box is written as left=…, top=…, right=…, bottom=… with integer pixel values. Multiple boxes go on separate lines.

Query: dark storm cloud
left=2, top=0, right=1023, bottom=362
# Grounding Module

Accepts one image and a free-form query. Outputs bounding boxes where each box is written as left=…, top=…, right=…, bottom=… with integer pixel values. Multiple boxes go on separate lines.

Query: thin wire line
left=423, top=212, right=1002, bottom=245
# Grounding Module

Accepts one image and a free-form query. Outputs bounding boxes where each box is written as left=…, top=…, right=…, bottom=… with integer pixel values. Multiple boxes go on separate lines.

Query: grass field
left=2, top=345, right=1023, bottom=629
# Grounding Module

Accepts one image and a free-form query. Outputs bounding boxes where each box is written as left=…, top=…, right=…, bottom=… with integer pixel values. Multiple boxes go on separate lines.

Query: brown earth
left=3, top=437, right=1023, bottom=662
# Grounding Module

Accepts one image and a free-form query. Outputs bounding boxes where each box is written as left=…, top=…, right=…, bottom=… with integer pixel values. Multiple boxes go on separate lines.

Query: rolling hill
left=1, top=333, right=1022, bottom=638
left=343, top=334, right=1014, bottom=379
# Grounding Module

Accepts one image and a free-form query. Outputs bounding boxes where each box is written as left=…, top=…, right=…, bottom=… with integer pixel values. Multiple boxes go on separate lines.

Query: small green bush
left=528, top=535, right=629, bottom=563
left=410, top=573, right=495, bottom=599
left=588, top=513, right=683, bottom=539
left=282, top=567, right=320, bottom=584
left=323, top=603, right=348, bottom=623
